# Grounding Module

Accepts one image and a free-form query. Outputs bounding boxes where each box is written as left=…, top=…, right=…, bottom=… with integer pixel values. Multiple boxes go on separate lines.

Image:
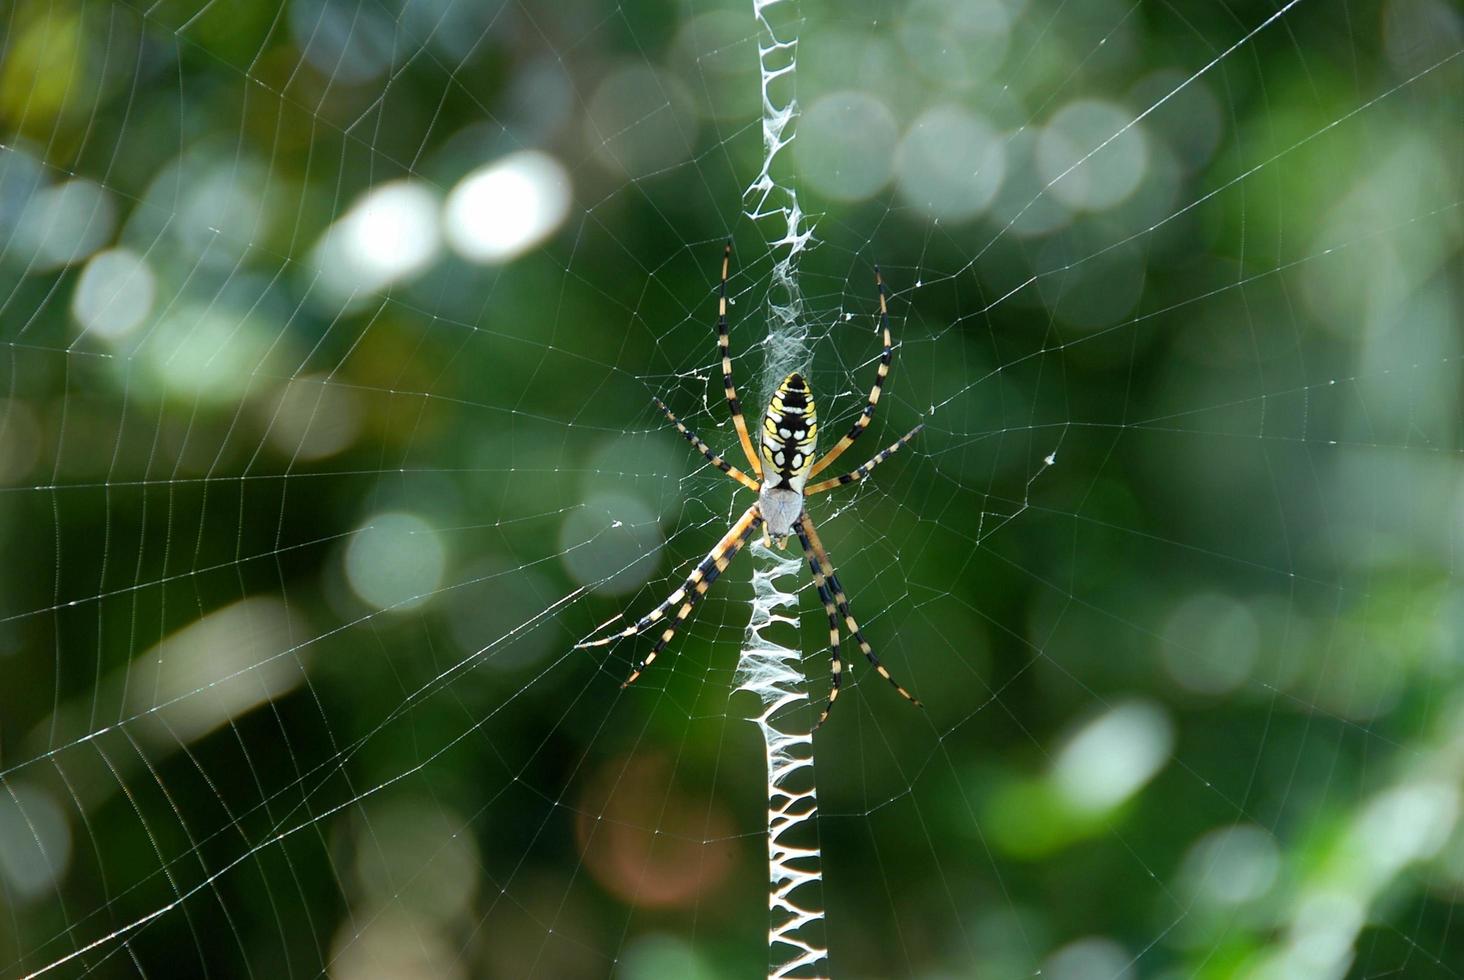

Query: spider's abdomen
left=761, top=372, right=817, bottom=494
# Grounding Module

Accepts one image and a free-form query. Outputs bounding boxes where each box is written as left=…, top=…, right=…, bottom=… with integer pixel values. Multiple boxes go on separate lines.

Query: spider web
left=1, top=0, right=1462, bottom=977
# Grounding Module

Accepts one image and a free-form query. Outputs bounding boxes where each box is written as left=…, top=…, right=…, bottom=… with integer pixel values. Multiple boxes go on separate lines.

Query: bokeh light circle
left=15, top=179, right=115, bottom=270
left=671, top=11, right=760, bottom=121
left=139, top=302, right=276, bottom=404
left=0, top=147, right=46, bottom=242
left=898, top=0, right=1012, bottom=90
left=71, top=247, right=156, bottom=341
left=1037, top=99, right=1149, bottom=212
left=444, top=151, right=571, bottom=265
left=345, top=512, right=447, bottom=613
left=351, top=799, right=478, bottom=920
left=896, top=104, right=1006, bottom=222
left=263, top=376, right=363, bottom=461
left=1053, top=701, right=1174, bottom=813
left=795, top=91, right=898, bottom=202
left=1042, top=937, right=1132, bottom=980
left=313, top=180, right=441, bottom=300
left=987, top=129, right=1072, bottom=237
left=1182, top=824, right=1280, bottom=907
left=289, top=0, right=396, bottom=85
left=1160, top=593, right=1259, bottom=694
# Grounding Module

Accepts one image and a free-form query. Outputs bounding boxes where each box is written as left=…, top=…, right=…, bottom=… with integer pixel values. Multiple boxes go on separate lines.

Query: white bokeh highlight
left=1182, top=824, right=1280, bottom=907
left=313, top=181, right=441, bottom=300
left=345, top=511, right=447, bottom=612
left=444, top=151, right=571, bottom=264
left=1052, top=700, right=1174, bottom=813
left=139, top=303, right=275, bottom=403
left=71, top=247, right=156, bottom=341
left=128, top=597, right=308, bottom=742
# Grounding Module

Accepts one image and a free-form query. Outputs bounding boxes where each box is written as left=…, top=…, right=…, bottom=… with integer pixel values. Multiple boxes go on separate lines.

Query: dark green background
left=1, top=0, right=1461, bottom=977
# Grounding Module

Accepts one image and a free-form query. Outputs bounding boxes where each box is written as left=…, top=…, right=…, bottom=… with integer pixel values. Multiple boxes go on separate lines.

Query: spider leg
left=793, top=521, right=844, bottom=731
left=809, top=266, right=894, bottom=478
left=798, top=513, right=922, bottom=711
left=623, top=503, right=763, bottom=687
left=578, top=504, right=763, bottom=689
left=717, top=242, right=764, bottom=478
left=805, top=424, right=923, bottom=495
left=654, top=397, right=761, bottom=492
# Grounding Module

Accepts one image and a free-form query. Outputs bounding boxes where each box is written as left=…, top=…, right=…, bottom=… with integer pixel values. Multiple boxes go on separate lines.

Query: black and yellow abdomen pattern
left=760, top=373, right=818, bottom=491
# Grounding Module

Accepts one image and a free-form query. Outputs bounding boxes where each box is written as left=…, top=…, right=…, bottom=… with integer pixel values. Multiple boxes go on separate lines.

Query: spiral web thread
left=733, top=1, right=828, bottom=977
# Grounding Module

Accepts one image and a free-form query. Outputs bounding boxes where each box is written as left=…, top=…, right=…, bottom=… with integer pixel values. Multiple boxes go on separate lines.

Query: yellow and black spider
left=578, top=244, right=923, bottom=729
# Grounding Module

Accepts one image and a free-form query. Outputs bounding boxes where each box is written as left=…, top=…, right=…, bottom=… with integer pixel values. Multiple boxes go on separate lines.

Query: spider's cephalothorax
left=578, top=244, right=924, bottom=729
left=758, top=372, right=817, bottom=543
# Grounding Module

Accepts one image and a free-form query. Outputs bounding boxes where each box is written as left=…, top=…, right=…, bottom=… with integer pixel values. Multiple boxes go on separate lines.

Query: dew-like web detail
left=0, top=0, right=1461, bottom=978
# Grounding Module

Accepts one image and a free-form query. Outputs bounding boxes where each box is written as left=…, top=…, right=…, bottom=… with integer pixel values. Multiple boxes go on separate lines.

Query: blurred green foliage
left=1, top=0, right=1461, bottom=977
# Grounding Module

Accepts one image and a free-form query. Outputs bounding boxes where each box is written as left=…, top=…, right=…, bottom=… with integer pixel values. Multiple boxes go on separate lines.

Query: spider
left=578, top=244, right=924, bottom=729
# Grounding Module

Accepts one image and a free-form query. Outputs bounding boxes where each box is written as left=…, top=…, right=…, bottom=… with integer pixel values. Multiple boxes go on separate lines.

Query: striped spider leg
left=576, top=503, right=763, bottom=687
left=578, top=247, right=923, bottom=727
left=795, top=513, right=922, bottom=729
left=805, top=265, right=895, bottom=479
left=716, top=241, right=764, bottom=479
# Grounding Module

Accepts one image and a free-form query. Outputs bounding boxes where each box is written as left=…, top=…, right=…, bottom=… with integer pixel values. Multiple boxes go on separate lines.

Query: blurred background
left=1, top=0, right=1462, bottom=977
